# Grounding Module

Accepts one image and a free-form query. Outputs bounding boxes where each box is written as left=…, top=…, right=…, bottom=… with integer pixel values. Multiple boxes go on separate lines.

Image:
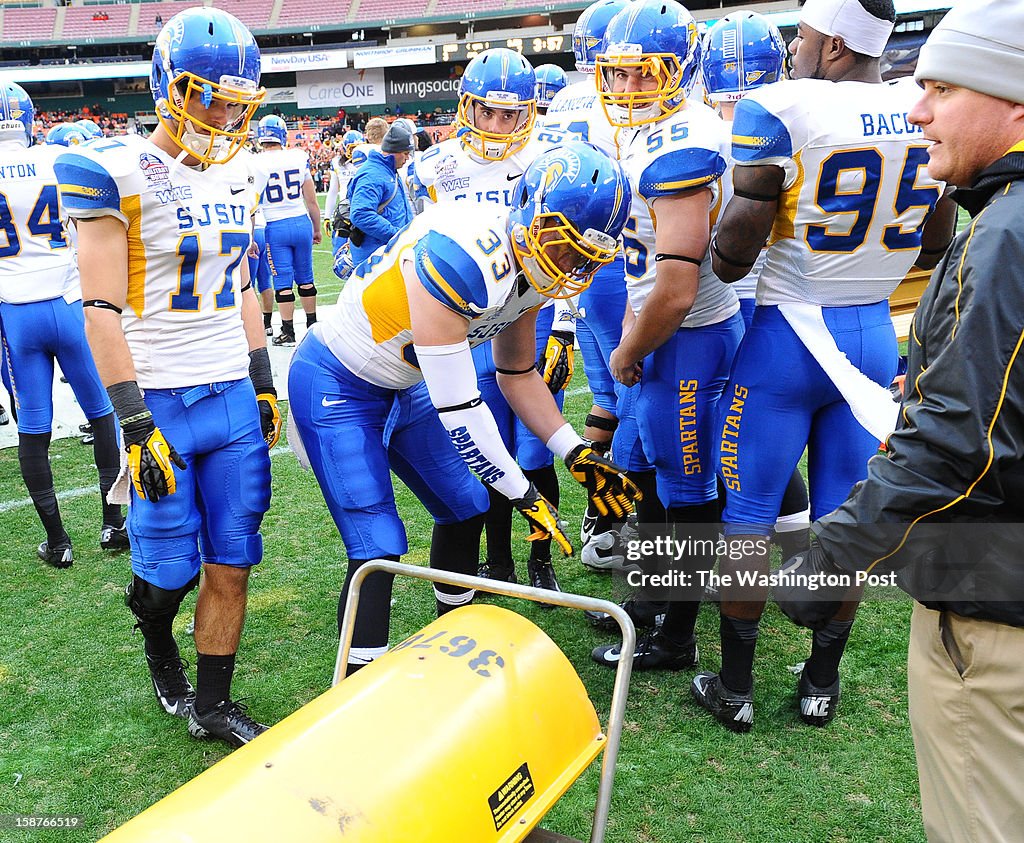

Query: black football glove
left=257, top=392, right=282, bottom=449
left=512, top=482, right=573, bottom=556
left=248, top=348, right=280, bottom=449
left=565, top=444, right=641, bottom=519
left=537, top=331, right=575, bottom=394
left=773, top=545, right=848, bottom=631
left=122, top=414, right=187, bottom=503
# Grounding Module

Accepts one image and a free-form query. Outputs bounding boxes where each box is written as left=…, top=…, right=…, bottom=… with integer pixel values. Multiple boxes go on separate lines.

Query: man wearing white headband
left=690, top=0, right=957, bottom=734
left=775, top=1, right=1024, bottom=839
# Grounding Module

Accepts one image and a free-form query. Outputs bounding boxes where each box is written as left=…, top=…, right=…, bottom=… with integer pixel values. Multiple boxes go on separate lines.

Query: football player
left=55, top=8, right=280, bottom=748
left=412, top=49, right=580, bottom=597
left=589, top=0, right=744, bottom=670
left=542, top=0, right=657, bottom=577
left=0, top=82, right=125, bottom=567
left=692, top=0, right=956, bottom=731
left=700, top=13, right=812, bottom=560
left=288, top=142, right=637, bottom=672
left=534, top=64, right=568, bottom=116
left=254, top=114, right=322, bottom=347
left=324, top=128, right=364, bottom=253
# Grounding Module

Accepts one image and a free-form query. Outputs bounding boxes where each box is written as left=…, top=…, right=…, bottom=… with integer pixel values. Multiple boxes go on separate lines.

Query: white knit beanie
left=915, top=0, right=1024, bottom=104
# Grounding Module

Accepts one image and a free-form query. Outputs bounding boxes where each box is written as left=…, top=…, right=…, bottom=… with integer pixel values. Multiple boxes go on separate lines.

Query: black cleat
left=100, top=523, right=130, bottom=551
left=271, top=330, right=295, bottom=347
left=38, top=539, right=73, bottom=569
left=527, top=559, right=561, bottom=609
left=78, top=423, right=93, bottom=434
left=592, top=630, right=697, bottom=670
left=580, top=503, right=598, bottom=545
left=691, top=672, right=754, bottom=733
left=264, top=325, right=273, bottom=337
left=477, top=559, right=517, bottom=584
left=797, top=669, right=841, bottom=727
left=188, top=700, right=268, bottom=748
left=0, top=405, right=8, bottom=425
left=146, top=653, right=195, bottom=717
left=585, top=597, right=668, bottom=632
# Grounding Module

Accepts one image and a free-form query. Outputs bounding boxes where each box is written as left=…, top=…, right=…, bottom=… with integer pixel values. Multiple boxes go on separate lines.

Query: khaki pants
left=908, top=602, right=1024, bottom=842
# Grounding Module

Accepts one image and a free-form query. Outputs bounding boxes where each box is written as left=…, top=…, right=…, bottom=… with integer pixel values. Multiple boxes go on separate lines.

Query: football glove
left=773, top=545, right=848, bottom=631
left=257, top=393, right=282, bottom=449
left=537, top=330, right=574, bottom=393
left=333, top=243, right=355, bottom=280
left=512, top=483, right=573, bottom=557
left=565, top=444, right=641, bottom=519
left=123, top=415, right=187, bottom=503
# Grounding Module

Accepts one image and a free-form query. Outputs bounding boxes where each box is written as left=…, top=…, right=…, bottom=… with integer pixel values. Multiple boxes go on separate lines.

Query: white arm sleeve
left=415, top=341, right=531, bottom=500
left=552, top=297, right=578, bottom=336
left=325, top=172, right=340, bottom=217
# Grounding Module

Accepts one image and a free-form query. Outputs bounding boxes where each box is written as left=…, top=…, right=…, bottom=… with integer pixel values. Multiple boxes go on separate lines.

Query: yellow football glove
left=512, top=483, right=573, bottom=556
left=124, top=420, right=187, bottom=503
left=565, top=444, right=641, bottom=519
left=257, top=392, right=282, bottom=449
left=537, top=330, right=575, bottom=394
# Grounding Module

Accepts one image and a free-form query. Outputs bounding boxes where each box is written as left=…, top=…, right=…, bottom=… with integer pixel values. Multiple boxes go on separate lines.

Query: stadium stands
left=274, top=0, right=348, bottom=29
left=62, top=4, right=131, bottom=40
left=215, top=0, right=277, bottom=33
left=2, top=6, right=57, bottom=42
left=350, top=0, right=436, bottom=25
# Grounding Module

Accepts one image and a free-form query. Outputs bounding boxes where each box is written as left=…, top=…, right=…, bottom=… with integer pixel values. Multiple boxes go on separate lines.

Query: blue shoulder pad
left=731, top=98, right=793, bottom=163
left=54, top=151, right=121, bottom=215
left=638, top=148, right=726, bottom=200
left=414, top=231, right=489, bottom=317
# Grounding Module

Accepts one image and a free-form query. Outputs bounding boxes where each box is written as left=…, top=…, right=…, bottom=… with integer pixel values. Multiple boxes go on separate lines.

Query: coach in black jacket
left=773, top=2, right=1024, bottom=840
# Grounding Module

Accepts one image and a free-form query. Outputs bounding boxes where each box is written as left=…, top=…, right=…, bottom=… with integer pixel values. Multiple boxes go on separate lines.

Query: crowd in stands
left=32, top=107, right=128, bottom=141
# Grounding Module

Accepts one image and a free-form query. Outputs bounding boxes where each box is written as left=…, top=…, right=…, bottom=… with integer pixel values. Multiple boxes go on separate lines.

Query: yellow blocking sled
left=103, top=562, right=636, bottom=843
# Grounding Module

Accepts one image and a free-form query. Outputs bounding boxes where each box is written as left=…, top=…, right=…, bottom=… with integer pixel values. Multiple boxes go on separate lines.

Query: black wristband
left=711, top=237, right=756, bottom=269
left=733, top=186, right=779, bottom=202
left=107, top=381, right=150, bottom=429
left=248, top=348, right=275, bottom=396
left=655, top=252, right=702, bottom=266
left=495, top=365, right=535, bottom=376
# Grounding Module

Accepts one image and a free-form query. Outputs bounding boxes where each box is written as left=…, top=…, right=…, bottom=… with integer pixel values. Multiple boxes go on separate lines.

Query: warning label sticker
left=488, top=762, right=535, bottom=831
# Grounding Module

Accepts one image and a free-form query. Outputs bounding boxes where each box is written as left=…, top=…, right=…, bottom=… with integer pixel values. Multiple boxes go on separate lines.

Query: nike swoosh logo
left=322, top=397, right=347, bottom=407
left=506, top=173, right=521, bottom=182
left=230, top=187, right=246, bottom=195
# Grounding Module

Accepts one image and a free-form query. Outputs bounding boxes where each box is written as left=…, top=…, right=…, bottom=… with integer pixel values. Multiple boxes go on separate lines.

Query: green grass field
left=0, top=202, right=926, bottom=842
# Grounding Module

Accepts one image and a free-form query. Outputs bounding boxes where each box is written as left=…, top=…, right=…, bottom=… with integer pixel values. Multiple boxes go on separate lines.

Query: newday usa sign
left=296, top=68, right=386, bottom=108
left=262, top=49, right=348, bottom=74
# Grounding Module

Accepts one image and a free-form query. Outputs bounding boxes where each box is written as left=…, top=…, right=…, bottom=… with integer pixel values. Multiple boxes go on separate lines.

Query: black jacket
left=816, top=146, right=1024, bottom=626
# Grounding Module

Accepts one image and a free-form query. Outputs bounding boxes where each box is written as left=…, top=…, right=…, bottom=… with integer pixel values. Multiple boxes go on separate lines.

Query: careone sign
left=296, top=68, right=386, bottom=109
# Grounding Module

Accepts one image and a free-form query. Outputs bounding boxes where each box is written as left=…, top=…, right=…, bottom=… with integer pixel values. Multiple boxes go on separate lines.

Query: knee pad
left=297, top=284, right=318, bottom=298
left=125, top=572, right=199, bottom=623
left=585, top=413, right=619, bottom=434
left=275, top=289, right=295, bottom=304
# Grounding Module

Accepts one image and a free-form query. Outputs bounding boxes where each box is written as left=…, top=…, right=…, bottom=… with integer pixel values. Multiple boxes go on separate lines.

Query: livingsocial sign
left=296, top=68, right=386, bottom=109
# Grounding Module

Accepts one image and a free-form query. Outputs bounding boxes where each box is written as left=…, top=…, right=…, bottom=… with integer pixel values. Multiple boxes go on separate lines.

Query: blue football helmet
left=701, top=12, right=786, bottom=104
left=597, top=0, right=702, bottom=127
left=75, top=118, right=103, bottom=139
left=456, top=48, right=536, bottom=161
left=151, top=7, right=265, bottom=164
left=46, top=123, right=89, bottom=146
left=508, top=141, right=631, bottom=299
left=534, top=64, right=569, bottom=110
left=0, top=82, right=34, bottom=148
left=572, top=0, right=632, bottom=73
left=256, top=114, right=288, bottom=146
left=341, top=129, right=365, bottom=159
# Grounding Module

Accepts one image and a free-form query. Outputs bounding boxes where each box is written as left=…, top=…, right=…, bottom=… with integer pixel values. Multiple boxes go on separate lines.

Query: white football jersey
left=255, top=147, right=311, bottom=222
left=0, top=142, right=79, bottom=304
left=332, top=155, right=357, bottom=205
left=411, top=127, right=567, bottom=208
left=321, top=203, right=543, bottom=390
left=731, top=77, right=943, bottom=306
left=235, top=146, right=268, bottom=229
left=542, top=79, right=619, bottom=158
left=617, top=101, right=739, bottom=326
left=55, top=134, right=254, bottom=388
